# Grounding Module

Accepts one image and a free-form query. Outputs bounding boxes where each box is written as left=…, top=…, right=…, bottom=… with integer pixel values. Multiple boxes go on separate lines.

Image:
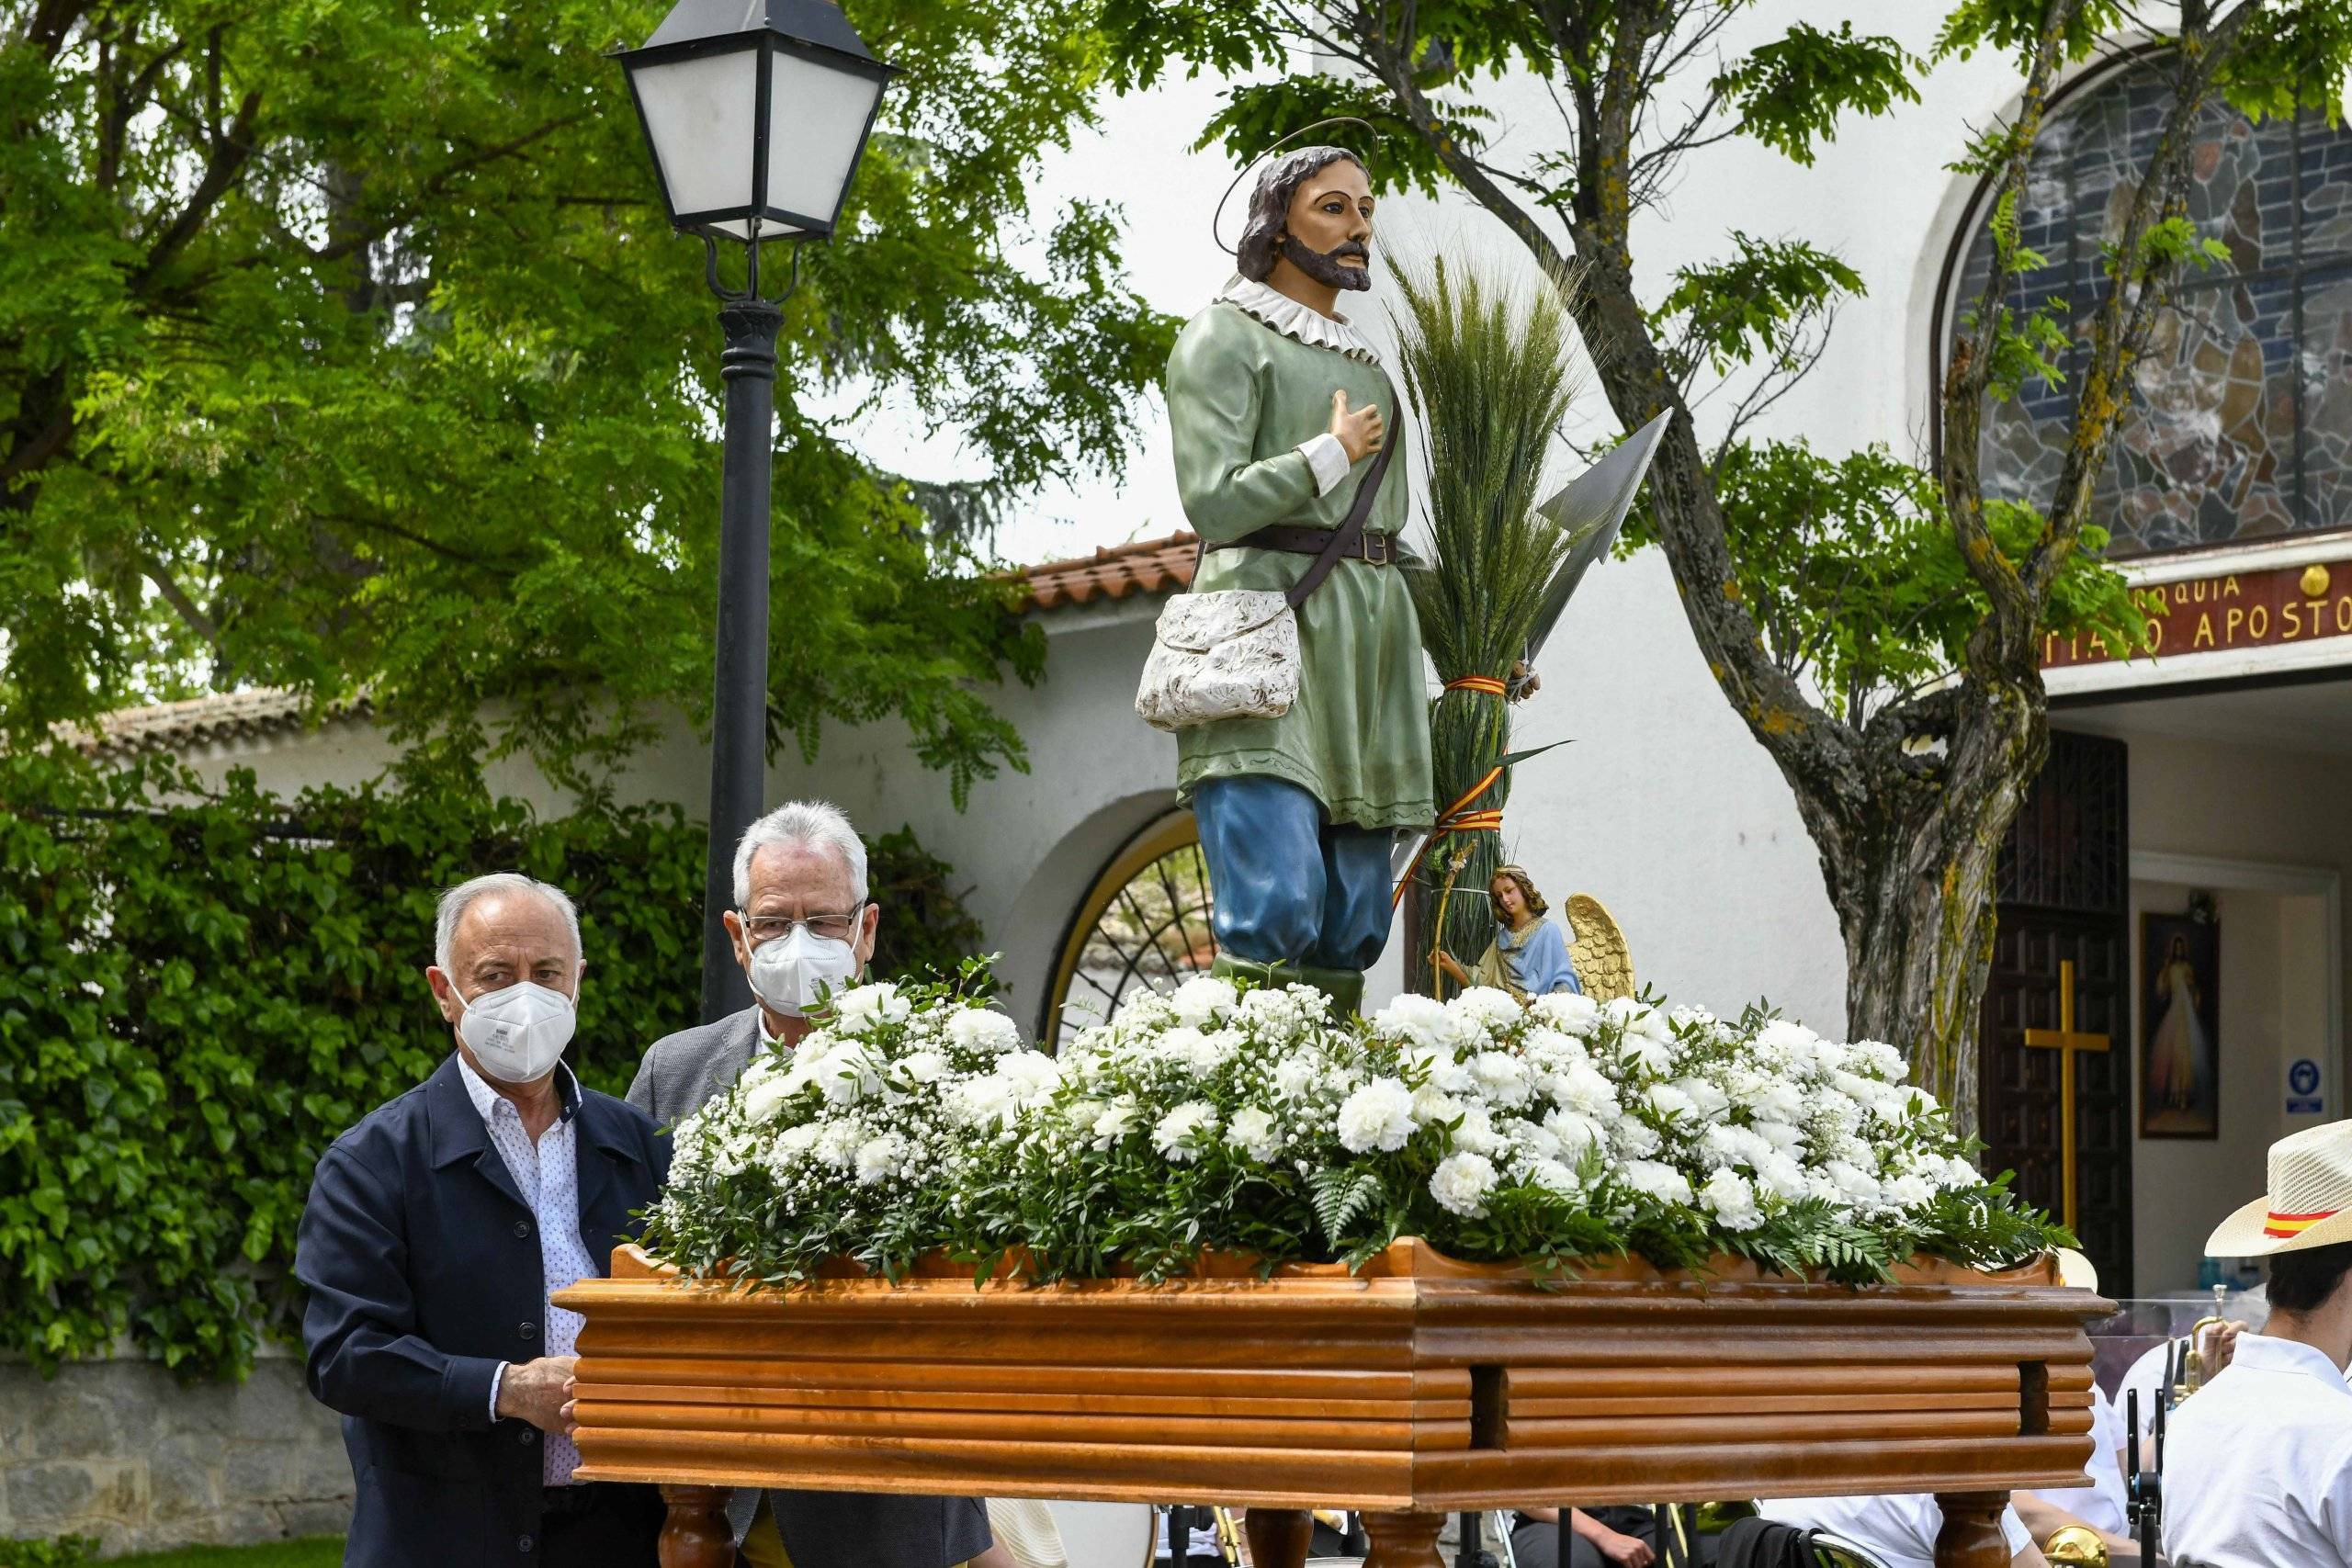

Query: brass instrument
left=2173, top=1285, right=2234, bottom=1404
left=2044, top=1523, right=2109, bottom=1565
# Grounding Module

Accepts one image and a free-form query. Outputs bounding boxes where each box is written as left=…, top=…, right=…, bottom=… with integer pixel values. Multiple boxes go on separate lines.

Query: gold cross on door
left=2021, top=959, right=2110, bottom=1232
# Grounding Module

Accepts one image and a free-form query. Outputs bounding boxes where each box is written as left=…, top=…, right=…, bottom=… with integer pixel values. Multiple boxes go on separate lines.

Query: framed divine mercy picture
left=2141, top=908, right=2220, bottom=1140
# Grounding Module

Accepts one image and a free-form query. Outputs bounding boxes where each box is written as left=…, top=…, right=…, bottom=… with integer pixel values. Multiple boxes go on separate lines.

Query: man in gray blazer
left=628, top=799, right=999, bottom=1568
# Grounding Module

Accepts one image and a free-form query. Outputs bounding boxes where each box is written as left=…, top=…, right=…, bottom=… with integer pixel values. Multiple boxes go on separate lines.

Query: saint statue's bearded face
left=1278, top=156, right=1374, bottom=291
left=1235, top=148, right=1375, bottom=294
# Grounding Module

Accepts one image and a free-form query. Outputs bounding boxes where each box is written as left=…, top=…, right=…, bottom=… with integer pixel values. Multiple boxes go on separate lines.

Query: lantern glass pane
left=763, top=50, right=883, bottom=231
left=630, top=48, right=760, bottom=222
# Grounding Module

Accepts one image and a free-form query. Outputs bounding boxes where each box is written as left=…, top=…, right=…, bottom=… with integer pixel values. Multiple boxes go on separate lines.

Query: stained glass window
left=1041, top=814, right=1216, bottom=1052
left=1956, top=62, right=2352, bottom=556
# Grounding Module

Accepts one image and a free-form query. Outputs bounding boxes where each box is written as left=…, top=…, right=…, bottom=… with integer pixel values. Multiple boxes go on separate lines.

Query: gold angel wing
left=1566, top=893, right=1634, bottom=1003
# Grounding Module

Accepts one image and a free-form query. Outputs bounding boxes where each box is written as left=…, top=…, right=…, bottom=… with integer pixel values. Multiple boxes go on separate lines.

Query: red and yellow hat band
left=2264, top=1207, right=2341, bottom=1238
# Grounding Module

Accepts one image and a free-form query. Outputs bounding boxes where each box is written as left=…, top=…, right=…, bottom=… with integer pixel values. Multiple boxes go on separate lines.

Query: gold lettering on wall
left=2042, top=556, right=2352, bottom=671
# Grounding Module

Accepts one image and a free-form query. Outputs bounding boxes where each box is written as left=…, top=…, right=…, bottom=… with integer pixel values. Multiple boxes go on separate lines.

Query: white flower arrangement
left=639, top=965, right=2063, bottom=1289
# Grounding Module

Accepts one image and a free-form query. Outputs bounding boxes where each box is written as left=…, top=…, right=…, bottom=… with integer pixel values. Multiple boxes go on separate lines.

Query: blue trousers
left=1192, top=775, right=1396, bottom=972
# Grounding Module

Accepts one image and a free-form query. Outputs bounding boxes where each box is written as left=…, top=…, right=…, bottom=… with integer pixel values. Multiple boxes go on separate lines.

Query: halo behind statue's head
left=1234, top=146, right=1367, bottom=283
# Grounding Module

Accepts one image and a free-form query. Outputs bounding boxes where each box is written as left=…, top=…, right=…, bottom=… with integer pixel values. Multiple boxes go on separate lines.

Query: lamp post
left=616, top=0, right=893, bottom=1022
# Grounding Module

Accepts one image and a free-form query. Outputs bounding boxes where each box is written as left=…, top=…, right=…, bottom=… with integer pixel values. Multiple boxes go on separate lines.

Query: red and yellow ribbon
left=2265, top=1208, right=2339, bottom=1238
left=1391, top=764, right=1509, bottom=910
left=1443, top=674, right=1509, bottom=696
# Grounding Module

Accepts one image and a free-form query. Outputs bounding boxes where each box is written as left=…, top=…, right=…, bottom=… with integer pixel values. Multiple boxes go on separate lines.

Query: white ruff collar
left=1215, top=276, right=1383, bottom=365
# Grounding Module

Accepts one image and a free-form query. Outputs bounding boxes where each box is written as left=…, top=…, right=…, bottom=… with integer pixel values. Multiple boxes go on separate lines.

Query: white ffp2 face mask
left=458, top=980, right=577, bottom=1083
left=745, top=923, right=861, bottom=1018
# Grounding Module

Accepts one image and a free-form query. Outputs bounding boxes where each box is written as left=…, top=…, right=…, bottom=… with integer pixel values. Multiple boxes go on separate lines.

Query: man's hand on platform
left=1594, top=1529, right=1654, bottom=1568
left=498, top=1355, right=580, bottom=1434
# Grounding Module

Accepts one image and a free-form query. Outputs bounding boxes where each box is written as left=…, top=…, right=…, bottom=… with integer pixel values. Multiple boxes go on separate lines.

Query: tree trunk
left=1806, top=680, right=2046, bottom=1135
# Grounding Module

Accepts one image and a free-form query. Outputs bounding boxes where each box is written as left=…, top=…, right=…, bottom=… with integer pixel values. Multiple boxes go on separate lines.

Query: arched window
left=1039, top=812, right=1216, bottom=1052
left=1946, top=59, right=2352, bottom=556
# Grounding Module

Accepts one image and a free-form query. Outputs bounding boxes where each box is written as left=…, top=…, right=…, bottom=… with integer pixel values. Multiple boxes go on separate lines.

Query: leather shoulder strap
left=1284, top=377, right=1399, bottom=611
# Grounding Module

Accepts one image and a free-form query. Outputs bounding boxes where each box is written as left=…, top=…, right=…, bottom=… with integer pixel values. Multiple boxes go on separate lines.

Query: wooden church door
left=1980, top=728, right=2134, bottom=1292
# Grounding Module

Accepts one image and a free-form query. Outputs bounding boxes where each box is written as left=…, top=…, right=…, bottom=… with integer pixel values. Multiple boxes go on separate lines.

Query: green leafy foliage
left=0, top=1, right=1177, bottom=800
left=1653, top=232, right=1865, bottom=378
left=1711, top=22, right=1920, bottom=165
left=0, top=1539, right=97, bottom=1568
left=0, top=752, right=977, bottom=1382
left=1623, top=441, right=2148, bottom=717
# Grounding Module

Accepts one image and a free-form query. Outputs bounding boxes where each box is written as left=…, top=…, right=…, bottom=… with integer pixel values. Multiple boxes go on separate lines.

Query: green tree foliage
left=1102, top=1, right=2352, bottom=1132
left=0, top=2, right=1178, bottom=801
left=0, top=753, right=979, bottom=1381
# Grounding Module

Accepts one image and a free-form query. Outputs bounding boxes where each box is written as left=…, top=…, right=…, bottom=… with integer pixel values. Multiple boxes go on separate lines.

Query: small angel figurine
left=1471, top=864, right=1581, bottom=1000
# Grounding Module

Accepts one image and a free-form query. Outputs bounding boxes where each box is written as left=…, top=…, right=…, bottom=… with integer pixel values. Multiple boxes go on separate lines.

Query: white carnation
left=1524, top=1157, right=1581, bottom=1194
left=998, top=1051, right=1063, bottom=1100
left=854, top=1133, right=908, bottom=1185
left=1429, top=1151, right=1498, bottom=1217
left=1755, top=1152, right=1811, bottom=1203
left=1451, top=987, right=1522, bottom=1031
left=833, top=982, right=910, bottom=1032
left=1090, top=1101, right=1136, bottom=1148
left=1544, top=1108, right=1603, bottom=1156
left=742, top=1074, right=796, bottom=1126
left=1701, top=1167, right=1763, bottom=1230
left=1643, top=1082, right=1696, bottom=1122
left=1469, top=1051, right=1534, bottom=1109
left=1883, top=1172, right=1935, bottom=1210
left=1528, top=990, right=1600, bottom=1034
left=1672, top=1076, right=1731, bottom=1122
left=945, top=1007, right=1023, bottom=1055
left=1152, top=1100, right=1221, bottom=1162
left=1824, top=1159, right=1881, bottom=1209
left=1554, top=1061, right=1619, bottom=1121
left=1371, top=992, right=1453, bottom=1048
left=1271, top=1053, right=1322, bottom=1102
left=1168, top=975, right=1239, bottom=1027
left=1226, top=1105, right=1282, bottom=1162
left=1621, top=1158, right=1693, bottom=1205
left=1336, top=1077, right=1418, bottom=1154
left=895, top=1049, right=949, bottom=1086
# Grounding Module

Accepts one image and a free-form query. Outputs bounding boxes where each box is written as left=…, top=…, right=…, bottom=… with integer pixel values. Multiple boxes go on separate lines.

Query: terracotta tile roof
left=75, top=536, right=1203, bottom=757
left=1017, top=532, right=1196, bottom=612
left=73, top=687, right=369, bottom=757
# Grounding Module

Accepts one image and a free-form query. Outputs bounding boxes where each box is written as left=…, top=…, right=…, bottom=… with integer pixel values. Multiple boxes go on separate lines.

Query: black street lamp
left=616, top=0, right=895, bottom=1023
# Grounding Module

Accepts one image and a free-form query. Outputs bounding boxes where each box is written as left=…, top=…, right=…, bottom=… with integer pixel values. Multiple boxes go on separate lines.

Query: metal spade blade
left=1511, top=408, right=1673, bottom=693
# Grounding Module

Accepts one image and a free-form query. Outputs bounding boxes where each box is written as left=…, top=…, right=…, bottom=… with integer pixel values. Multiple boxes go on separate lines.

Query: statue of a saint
left=1468, top=866, right=1581, bottom=1001
left=1166, top=145, right=1432, bottom=1015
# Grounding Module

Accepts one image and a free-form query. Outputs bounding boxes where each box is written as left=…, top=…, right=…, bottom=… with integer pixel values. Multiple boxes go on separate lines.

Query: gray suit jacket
left=627, top=1008, right=993, bottom=1568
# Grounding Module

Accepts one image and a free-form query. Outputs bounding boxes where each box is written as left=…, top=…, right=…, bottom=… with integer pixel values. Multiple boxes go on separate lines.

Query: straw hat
left=2054, top=1247, right=2098, bottom=1292
left=2207, top=1121, right=2352, bottom=1257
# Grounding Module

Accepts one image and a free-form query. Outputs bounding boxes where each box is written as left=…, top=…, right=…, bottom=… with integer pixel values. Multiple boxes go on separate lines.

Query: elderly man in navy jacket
left=298, top=872, right=671, bottom=1568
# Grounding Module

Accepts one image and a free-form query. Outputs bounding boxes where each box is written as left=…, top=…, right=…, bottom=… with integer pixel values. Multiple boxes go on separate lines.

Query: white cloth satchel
left=1134, top=424, right=1397, bottom=732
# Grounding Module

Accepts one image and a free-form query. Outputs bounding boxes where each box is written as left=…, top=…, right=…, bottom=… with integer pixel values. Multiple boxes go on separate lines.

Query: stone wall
left=0, top=1350, right=351, bottom=1554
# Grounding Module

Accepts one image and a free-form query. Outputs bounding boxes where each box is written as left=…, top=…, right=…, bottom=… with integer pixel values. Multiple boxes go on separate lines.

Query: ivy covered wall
left=0, top=755, right=977, bottom=1382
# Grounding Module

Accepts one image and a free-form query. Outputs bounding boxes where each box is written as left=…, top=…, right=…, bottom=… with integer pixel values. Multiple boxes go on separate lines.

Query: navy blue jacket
left=296, top=1055, right=669, bottom=1568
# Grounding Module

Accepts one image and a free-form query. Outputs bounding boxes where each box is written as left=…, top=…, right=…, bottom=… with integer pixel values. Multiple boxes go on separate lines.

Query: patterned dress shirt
left=458, top=1053, right=595, bottom=1487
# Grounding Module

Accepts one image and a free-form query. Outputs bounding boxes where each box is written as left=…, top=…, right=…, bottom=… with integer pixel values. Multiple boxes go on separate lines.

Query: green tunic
left=1166, top=295, right=1434, bottom=831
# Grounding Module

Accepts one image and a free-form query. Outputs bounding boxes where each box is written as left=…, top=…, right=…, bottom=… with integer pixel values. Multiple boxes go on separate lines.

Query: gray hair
left=435, top=873, right=583, bottom=971
left=1236, top=146, right=1364, bottom=283
left=732, top=799, right=868, bottom=907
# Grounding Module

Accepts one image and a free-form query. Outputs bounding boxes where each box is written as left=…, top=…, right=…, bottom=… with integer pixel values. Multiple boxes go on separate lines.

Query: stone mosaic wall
left=0, top=1351, right=350, bottom=1554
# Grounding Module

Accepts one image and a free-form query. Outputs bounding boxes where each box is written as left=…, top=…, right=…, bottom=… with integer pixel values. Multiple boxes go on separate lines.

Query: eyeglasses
left=740, top=906, right=865, bottom=944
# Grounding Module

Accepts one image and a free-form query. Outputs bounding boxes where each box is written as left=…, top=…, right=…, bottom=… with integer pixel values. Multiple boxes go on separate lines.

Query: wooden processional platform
left=555, top=1241, right=2111, bottom=1568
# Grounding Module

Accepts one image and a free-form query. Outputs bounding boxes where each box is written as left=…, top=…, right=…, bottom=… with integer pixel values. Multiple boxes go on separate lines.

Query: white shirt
left=458, top=1054, right=596, bottom=1487
left=1758, top=1493, right=2032, bottom=1568
left=2024, top=1380, right=2130, bottom=1535
left=2164, top=1332, right=2352, bottom=1568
